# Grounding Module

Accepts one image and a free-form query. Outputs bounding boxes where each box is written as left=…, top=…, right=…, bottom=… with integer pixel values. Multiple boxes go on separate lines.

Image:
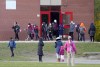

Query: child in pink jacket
left=64, top=36, right=77, bottom=66
left=59, top=46, right=64, bottom=62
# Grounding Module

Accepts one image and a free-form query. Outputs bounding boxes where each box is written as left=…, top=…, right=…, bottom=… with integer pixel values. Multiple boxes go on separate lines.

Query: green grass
left=0, top=42, right=100, bottom=61
left=0, top=62, right=100, bottom=67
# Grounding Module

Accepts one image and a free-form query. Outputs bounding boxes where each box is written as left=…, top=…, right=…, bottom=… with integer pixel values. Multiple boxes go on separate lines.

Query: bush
left=95, top=21, right=100, bottom=41
left=94, top=0, right=100, bottom=41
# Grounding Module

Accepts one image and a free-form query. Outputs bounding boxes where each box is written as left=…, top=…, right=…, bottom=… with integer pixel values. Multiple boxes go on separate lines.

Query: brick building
left=0, top=0, right=94, bottom=40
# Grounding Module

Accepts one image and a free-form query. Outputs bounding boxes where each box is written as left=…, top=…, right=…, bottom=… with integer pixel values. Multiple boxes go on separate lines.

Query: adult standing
left=64, top=36, right=77, bottom=66
left=55, top=37, right=63, bottom=62
left=12, top=22, right=20, bottom=40
left=88, top=23, right=96, bottom=42
left=59, top=23, right=64, bottom=38
left=27, top=23, right=33, bottom=40
left=48, top=23, right=53, bottom=40
left=8, top=37, right=16, bottom=57
left=37, top=37, right=44, bottom=62
left=76, top=24, right=80, bottom=41
left=79, top=22, right=86, bottom=41
left=34, top=24, right=39, bottom=40
left=53, top=20, right=59, bottom=37
left=69, top=21, right=75, bottom=40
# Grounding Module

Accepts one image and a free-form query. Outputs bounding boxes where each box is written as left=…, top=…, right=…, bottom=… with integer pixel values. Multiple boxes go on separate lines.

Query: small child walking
left=8, top=37, right=16, bottom=57
left=59, top=46, right=64, bottom=62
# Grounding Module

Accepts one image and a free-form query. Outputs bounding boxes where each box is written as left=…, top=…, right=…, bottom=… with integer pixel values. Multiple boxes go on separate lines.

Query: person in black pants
left=69, top=21, right=75, bottom=40
left=12, top=22, right=20, bottom=40
left=88, top=23, right=96, bottom=42
left=37, top=37, right=44, bottom=62
left=8, top=37, right=16, bottom=57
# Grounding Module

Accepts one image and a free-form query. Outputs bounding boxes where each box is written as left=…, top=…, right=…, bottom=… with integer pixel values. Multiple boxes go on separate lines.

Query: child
left=59, top=46, right=64, bottom=62
left=8, top=37, right=16, bottom=57
left=64, top=36, right=77, bottom=66
left=55, top=37, right=63, bottom=62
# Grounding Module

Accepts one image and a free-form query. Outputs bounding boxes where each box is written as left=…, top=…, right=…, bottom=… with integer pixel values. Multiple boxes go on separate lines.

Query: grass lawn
left=0, top=62, right=100, bottom=67
left=0, top=42, right=100, bottom=61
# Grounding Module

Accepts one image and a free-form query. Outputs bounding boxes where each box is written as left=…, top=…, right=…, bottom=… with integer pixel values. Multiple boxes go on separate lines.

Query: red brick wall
left=61, top=0, right=94, bottom=40
left=0, top=0, right=40, bottom=40
left=0, top=0, right=94, bottom=40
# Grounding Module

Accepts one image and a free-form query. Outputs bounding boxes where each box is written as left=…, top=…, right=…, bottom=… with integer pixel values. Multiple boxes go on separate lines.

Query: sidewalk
left=0, top=40, right=100, bottom=43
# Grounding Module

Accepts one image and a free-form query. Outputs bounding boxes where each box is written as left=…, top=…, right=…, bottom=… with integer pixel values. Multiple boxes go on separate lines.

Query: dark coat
left=88, top=23, right=96, bottom=36
left=12, top=25, right=20, bottom=33
left=59, top=24, right=64, bottom=35
left=37, top=38, right=44, bottom=56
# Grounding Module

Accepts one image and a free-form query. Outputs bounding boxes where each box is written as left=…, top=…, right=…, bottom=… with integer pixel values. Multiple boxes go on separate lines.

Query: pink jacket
left=59, top=46, right=64, bottom=55
left=64, top=41, right=77, bottom=53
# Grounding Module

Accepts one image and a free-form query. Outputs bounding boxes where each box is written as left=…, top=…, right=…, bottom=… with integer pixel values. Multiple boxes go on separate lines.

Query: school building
left=0, top=0, right=94, bottom=40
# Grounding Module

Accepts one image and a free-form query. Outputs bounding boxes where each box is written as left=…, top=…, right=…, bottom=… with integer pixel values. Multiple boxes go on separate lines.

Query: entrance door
left=40, top=11, right=50, bottom=36
left=62, top=12, right=73, bottom=36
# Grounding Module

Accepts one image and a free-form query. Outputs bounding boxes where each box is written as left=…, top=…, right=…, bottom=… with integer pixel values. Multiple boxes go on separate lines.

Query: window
left=6, top=0, right=16, bottom=10
left=40, top=0, right=61, bottom=5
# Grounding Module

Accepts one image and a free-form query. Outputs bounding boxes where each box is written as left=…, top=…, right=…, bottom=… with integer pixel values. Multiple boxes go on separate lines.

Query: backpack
left=79, top=27, right=85, bottom=34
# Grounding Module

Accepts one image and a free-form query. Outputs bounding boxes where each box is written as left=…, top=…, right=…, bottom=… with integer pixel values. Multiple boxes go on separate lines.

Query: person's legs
left=78, top=33, right=80, bottom=41
left=16, top=33, right=19, bottom=40
left=69, top=32, right=74, bottom=40
left=39, top=55, right=42, bottom=62
left=83, top=34, right=85, bottom=41
left=10, top=47, right=14, bottom=57
left=29, top=33, right=33, bottom=40
left=71, top=52, right=75, bottom=66
left=67, top=52, right=71, bottom=66
left=71, top=32, right=74, bottom=40
left=15, top=32, right=17, bottom=40
left=56, top=53, right=60, bottom=62
left=61, top=55, right=64, bottom=62
left=90, top=36, right=92, bottom=42
left=93, top=36, right=94, bottom=42
left=80, top=34, right=82, bottom=41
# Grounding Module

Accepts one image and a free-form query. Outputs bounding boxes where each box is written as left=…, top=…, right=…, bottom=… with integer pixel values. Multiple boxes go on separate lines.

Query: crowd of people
left=8, top=35, right=77, bottom=66
left=9, top=20, right=96, bottom=66
left=12, top=20, right=96, bottom=42
left=69, top=21, right=96, bottom=42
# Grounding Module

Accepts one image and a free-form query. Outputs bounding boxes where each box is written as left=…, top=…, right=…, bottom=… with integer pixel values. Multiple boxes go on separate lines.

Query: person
left=12, top=22, right=20, bottom=40
left=59, top=23, right=64, bottom=39
left=64, top=36, right=77, bottom=66
left=69, top=21, right=75, bottom=40
left=79, top=22, right=86, bottom=41
left=53, top=20, right=59, bottom=37
left=34, top=24, right=39, bottom=40
left=37, top=37, right=44, bottom=62
left=88, top=23, right=96, bottom=42
left=8, top=37, right=16, bottom=57
left=27, top=23, right=33, bottom=40
left=59, top=45, right=64, bottom=62
left=42, top=22, right=47, bottom=40
left=55, top=37, right=63, bottom=62
left=48, top=23, right=53, bottom=40
left=76, top=24, right=80, bottom=41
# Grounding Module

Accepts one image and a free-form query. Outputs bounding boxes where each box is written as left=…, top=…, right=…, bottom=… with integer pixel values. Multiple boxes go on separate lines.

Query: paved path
left=2, top=58, right=100, bottom=64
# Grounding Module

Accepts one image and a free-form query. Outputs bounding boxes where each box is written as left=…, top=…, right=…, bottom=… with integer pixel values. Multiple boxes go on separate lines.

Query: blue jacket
left=8, top=40, right=16, bottom=48
left=69, top=23, right=75, bottom=32
left=55, top=40, right=63, bottom=54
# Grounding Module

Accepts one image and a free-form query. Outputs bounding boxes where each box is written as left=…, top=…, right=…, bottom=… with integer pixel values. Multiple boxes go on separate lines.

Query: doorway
left=50, top=12, right=59, bottom=24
